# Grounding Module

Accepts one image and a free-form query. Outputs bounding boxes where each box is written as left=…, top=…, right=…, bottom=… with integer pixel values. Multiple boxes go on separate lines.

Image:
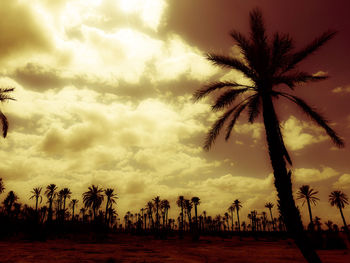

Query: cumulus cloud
left=294, top=167, right=339, bottom=183
left=332, top=85, right=350, bottom=93
left=333, top=174, right=350, bottom=189
left=282, top=116, right=327, bottom=151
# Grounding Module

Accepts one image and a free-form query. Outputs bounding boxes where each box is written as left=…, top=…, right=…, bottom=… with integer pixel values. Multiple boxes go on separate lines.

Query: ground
left=0, top=234, right=349, bottom=262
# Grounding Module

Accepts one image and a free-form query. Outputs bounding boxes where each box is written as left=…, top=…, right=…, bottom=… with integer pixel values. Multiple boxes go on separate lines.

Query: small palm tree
left=329, top=190, right=349, bottom=238
left=104, top=188, right=118, bottom=224
left=153, top=196, right=161, bottom=229
left=45, top=184, right=57, bottom=222
left=297, top=185, right=319, bottom=231
left=177, top=195, right=185, bottom=234
left=161, top=199, right=170, bottom=228
left=3, top=190, right=18, bottom=216
left=0, top=178, right=4, bottom=195
left=191, top=197, right=200, bottom=231
left=265, top=202, right=276, bottom=231
left=228, top=205, right=235, bottom=231
left=30, top=187, right=43, bottom=212
left=70, top=199, right=78, bottom=221
left=194, top=8, right=342, bottom=262
left=82, top=185, right=104, bottom=221
left=233, top=199, right=242, bottom=232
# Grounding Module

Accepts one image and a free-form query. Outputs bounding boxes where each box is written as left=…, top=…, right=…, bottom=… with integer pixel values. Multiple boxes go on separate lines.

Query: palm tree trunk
left=269, top=208, right=275, bottom=231
left=262, top=95, right=321, bottom=263
left=35, top=197, right=38, bottom=212
left=339, top=206, right=350, bottom=240
left=307, top=199, right=314, bottom=231
left=105, top=199, right=109, bottom=224
left=236, top=210, right=240, bottom=232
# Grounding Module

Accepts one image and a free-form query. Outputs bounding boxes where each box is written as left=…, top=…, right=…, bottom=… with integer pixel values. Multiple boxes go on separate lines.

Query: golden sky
left=0, top=0, right=349, bottom=224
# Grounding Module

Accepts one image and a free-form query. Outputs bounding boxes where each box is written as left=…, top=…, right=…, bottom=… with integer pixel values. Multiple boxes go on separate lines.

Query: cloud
left=294, top=167, right=338, bottom=183
left=0, top=0, right=51, bottom=61
left=332, top=85, right=350, bottom=93
left=333, top=174, right=350, bottom=189
left=282, top=116, right=327, bottom=151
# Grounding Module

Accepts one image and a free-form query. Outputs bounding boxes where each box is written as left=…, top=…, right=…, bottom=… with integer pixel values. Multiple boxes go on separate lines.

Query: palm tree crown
left=0, top=87, right=15, bottom=138
left=297, top=185, right=319, bottom=206
left=83, top=185, right=104, bottom=220
left=329, top=191, right=349, bottom=209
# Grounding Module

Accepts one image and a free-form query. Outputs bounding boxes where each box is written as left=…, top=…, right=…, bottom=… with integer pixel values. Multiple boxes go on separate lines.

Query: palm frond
left=0, top=110, right=8, bottom=137
left=278, top=92, right=344, bottom=147
left=270, top=32, right=294, bottom=73
left=193, top=81, right=252, bottom=101
left=225, top=100, right=250, bottom=141
left=247, top=94, right=261, bottom=123
left=204, top=107, right=236, bottom=150
left=273, top=72, right=328, bottom=89
left=212, top=88, right=249, bottom=111
left=284, top=30, right=337, bottom=72
left=206, top=53, right=256, bottom=80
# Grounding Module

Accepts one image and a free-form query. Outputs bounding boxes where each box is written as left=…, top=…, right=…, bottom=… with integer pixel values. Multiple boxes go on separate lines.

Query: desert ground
left=0, top=234, right=349, bottom=263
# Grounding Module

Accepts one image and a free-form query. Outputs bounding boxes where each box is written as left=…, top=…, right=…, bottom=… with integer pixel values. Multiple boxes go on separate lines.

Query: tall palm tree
left=233, top=199, right=242, bottom=232
left=184, top=199, right=193, bottom=230
left=59, top=188, right=72, bottom=221
left=191, top=197, right=200, bottom=231
left=329, top=191, right=349, bottom=238
left=153, top=196, right=161, bottom=229
left=194, top=8, right=343, bottom=263
left=45, top=184, right=57, bottom=222
left=104, top=188, right=118, bottom=224
left=265, top=202, right=276, bottom=231
left=177, top=195, right=185, bottom=234
left=82, top=185, right=104, bottom=221
left=30, top=187, right=42, bottom=212
left=161, top=199, right=170, bottom=228
left=70, top=199, right=78, bottom=221
left=297, top=185, right=319, bottom=231
left=147, top=201, right=154, bottom=229
left=228, top=204, right=235, bottom=231
left=0, top=87, right=14, bottom=138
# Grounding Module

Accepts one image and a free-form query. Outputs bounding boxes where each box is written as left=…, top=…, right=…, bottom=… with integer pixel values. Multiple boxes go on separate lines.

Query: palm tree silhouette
left=3, top=190, right=18, bottom=216
left=104, top=188, right=118, bottom=224
left=177, top=195, right=185, bottom=235
left=59, top=188, right=72, bottom=221
left=233, top=199, right=242, bottom=232
left=153, top=196, right=161, bottom=230
left=45, top=184, right=57, bottom=222
left=329, top=190, right=349, bottom=239
left=30, top=187, right=43, bottom=212
left=265, top=202, right=276, bottom=231
left=191, top=197, right=200, bottom=231
left=297, top=185, right=319, bottom=231
left=228, top=204, right=235, bottom=231
left=313, top=216, right=322, bottom=232
left=194, top=8, right=343, bottom=262
left=70, top=199, right=78, bottom=221
left=0, top=178, right=4, bottom=195
left=161, top=199, right=170, bottom=228
left=82, top=185, right=104, bottom=221
left=0, top=87, right=14, bottom=138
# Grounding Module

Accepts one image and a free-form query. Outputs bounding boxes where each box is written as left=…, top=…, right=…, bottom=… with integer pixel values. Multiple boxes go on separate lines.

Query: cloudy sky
left=0, top=0, right=350, bottom=225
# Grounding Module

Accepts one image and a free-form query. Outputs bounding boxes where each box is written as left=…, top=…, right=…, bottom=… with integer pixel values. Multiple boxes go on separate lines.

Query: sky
left=0, top=0, right=350, bottom=226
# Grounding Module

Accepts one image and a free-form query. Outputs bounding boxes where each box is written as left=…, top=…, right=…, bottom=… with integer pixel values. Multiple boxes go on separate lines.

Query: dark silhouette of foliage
left=297, top=185, right=319, bottom=231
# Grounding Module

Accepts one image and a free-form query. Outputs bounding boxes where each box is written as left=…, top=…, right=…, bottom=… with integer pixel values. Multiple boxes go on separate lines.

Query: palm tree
left=177, top=195, right=185, bottom=234
left=313, top=216, right=322, bottom=232
left=191, top=197, right=200, bottom=231
left=146, top=201, right=154, bottom=229
left=0, top=178, right=4, bottom=195
left=70, top=199, right=78, bottom=221
left=82, top=185, right=104, bottom=221
left=61, top=188, right=72, bottom=217
left=30, top=187, right=42, bottom=212
left=0, top=87, right=14, bottom=138
left=194, top=8, right=343, bottom=263
left=161, top=199, right=170, bottom=228
left=297, top=185, right=319, bottom=231
left=104, top=188, right=118, bottom=224
left=80, top=207, right=86, bottom=222
left=265, top=202, right=276, bottom=231
left=45, top=184, right=57, bottom=222
left=329, top=191, right=349, bottom=238
left=233, top=199, right=242, bottom=232
left=153, top=196, right=161, bottom=229
left=3, top=191, right=18, bottom=216
left=228, top=204, right=235, bottom=231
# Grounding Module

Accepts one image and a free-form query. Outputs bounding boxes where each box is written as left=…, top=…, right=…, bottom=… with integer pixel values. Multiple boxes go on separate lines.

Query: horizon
left=0, top=0, right=350, bottom=227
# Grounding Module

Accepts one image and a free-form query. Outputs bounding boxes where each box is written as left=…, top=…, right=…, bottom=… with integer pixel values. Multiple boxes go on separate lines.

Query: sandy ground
left=0, top=235, right=349, bottom=263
